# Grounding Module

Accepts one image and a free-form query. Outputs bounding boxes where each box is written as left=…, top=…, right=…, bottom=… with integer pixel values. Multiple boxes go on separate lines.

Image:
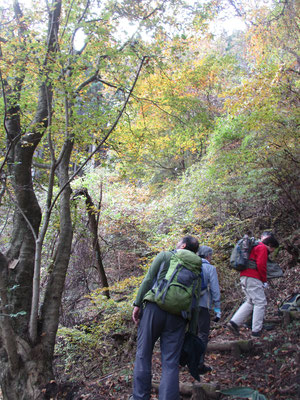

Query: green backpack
left=150, top=250, right=202, bottom=318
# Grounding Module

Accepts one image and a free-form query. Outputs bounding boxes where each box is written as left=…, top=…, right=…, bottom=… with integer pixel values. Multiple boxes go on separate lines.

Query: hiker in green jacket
left=130, top=236, right=201, bottom=400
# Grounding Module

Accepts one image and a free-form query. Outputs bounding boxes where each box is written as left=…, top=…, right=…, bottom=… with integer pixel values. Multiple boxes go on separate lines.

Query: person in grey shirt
left=197, top=245, right=221, bottom=374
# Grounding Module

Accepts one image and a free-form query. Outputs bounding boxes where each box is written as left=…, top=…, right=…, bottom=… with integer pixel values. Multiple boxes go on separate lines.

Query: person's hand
left=213, top=307, right=221, bottom=322
left=132, top=306, right=140, bottom=326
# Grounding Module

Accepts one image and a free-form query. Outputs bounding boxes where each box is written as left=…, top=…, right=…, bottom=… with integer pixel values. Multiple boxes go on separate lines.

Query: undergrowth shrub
left=55, top=290, right=136, bottom=379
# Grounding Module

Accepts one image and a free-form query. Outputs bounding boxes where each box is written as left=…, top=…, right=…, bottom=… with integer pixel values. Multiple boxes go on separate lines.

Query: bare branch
left=142, top=0, right=167, bottom=21
left=227, top=0, right=246, bottom=19
left=0, top=173, right=7, bottom=206
left=6, top=189, right=37, bottom=242
left=0, top=136, right=20, bottom=175
left=75, top=70, right=100, bottom=93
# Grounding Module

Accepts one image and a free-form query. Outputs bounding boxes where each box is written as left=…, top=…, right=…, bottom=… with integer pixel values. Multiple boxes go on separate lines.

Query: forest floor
left=54, top=264, right=300, bottom=400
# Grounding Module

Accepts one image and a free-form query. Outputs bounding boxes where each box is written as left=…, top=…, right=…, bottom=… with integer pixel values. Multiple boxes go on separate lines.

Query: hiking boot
left=198, top=364, right=212, bottom=375
left=227, top=320, right=240, bottom=335
left=251, top=330, right=262, bottom=337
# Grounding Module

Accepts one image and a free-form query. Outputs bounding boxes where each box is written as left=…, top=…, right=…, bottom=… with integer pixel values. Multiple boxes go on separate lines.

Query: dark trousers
left=197, top=307, right=211, bottom=367
left=133, top=302, right=186, bottom=400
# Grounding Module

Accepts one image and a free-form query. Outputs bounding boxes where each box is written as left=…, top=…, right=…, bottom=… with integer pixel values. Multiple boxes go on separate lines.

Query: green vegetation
left=0, top=0, right=299, bottom=398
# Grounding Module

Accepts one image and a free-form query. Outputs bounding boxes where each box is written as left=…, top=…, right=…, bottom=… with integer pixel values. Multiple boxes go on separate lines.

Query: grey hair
left=197, top=245, right=213, bottom=259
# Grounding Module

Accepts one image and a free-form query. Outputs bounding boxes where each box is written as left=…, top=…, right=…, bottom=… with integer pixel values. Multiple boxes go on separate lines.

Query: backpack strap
left=199, top=260, right=211, bottom=308
left=183, top=272, right=202, bottom=329
left=152, top=260, right=166, bottom=290
left=158, top=263, right=181, bottom=304
left=181, top=275, right=200, bottom=320
left=248, top=238, right=259, bottom=269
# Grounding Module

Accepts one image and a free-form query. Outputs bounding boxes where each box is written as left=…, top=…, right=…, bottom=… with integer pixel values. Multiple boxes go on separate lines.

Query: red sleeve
left=251, top=244, right=268, bottom=282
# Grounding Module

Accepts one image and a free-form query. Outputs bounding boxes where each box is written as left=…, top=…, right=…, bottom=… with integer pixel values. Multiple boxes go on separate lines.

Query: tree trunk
left=0, top=253, right=54, bottom=400
left=0, top=1, right=146, bottom=397
left=74, top=188, right=110, bottom=298
left=1, top=347, right=54, bottom=400
left=207, top=339, right=253, bottom=353
left=40, top=139, right=74, bottom=358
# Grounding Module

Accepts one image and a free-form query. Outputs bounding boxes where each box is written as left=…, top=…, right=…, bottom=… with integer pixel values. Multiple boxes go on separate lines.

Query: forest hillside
left=0, top=0, right=299, bottom=399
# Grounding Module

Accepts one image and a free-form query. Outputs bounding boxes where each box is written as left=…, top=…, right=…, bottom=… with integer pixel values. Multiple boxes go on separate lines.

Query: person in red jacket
left=228, top=234, right=279, bottom=337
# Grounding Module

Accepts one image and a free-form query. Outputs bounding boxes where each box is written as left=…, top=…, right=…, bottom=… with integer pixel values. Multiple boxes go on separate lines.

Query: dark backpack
left=151, top=251, right=202, bottom=318
left=278, top=293, right=300, bottom=313
left=266, top=261, right=283, bottom=279
left=230, top=235, right=259, bottom=271
left=179, top=331, right=205, bottom=381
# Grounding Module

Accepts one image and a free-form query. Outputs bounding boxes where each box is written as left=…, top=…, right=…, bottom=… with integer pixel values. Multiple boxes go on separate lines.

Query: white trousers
left=231, top=276, right=267, bottom=333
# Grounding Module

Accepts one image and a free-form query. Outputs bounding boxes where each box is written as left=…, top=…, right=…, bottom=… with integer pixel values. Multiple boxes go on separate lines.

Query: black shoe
left=251, top=330, right=262, bottom=337
left=227, top=320, right=240, bottom=335
left=198, top=364, right=212, bottom=375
